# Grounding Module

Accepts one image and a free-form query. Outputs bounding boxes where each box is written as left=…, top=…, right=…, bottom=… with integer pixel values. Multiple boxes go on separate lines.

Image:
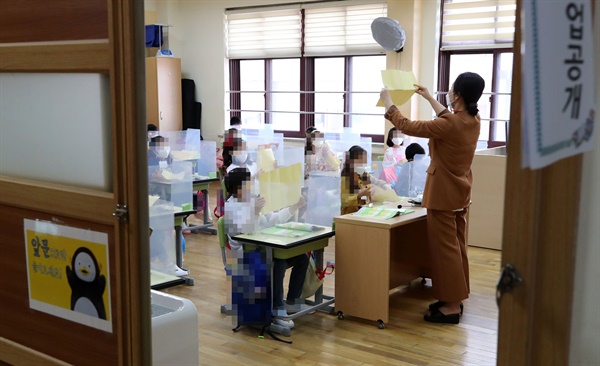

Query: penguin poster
left=23, top=219, right=112, bottom=333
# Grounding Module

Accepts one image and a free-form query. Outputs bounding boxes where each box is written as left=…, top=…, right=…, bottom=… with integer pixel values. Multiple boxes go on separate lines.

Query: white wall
left=145, top=0, right=438, bottom=144
left=569, top=4, right=600, bottom=364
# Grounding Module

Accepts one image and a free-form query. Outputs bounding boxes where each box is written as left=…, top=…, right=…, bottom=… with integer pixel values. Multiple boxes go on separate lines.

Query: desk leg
left=174, top=225, right=194, bottom=286
left=189, top=188, right=217, bottom=235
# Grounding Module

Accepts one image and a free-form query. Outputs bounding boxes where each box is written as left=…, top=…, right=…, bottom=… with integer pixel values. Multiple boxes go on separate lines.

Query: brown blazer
left=384, top=106, right=480, bottom=211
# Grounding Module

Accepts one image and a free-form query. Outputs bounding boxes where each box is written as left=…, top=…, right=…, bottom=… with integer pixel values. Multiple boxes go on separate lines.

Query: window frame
left=229, top=54, right=386, bottom=142
left=437, top=48, right=513, bottom=148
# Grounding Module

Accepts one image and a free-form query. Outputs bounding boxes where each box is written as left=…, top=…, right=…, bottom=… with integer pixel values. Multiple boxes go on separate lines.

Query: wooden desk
left=333, top=203, right=430, bottom=327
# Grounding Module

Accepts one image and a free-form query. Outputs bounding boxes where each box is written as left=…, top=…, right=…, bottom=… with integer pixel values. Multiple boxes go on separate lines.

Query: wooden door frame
left=0, top=0, right=149, bottom=364
left=497, top=0, right=593, bottom=364
left=110, top=0, right=151, bottom=364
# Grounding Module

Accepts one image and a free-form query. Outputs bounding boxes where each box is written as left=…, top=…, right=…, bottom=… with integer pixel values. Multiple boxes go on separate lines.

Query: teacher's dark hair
left=453, top=72, right=485, bottom=116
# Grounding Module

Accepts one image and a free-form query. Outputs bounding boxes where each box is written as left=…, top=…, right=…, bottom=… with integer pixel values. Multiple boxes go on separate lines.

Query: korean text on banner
left=522, top=0, right=596, bottom=169
left=23, top=219, right=112, bottom=333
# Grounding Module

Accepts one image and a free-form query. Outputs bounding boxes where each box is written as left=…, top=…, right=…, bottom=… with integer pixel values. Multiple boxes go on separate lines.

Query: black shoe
left=424, top=309, right=460, bottom=324
left=428, top=301, right=464, bottom=315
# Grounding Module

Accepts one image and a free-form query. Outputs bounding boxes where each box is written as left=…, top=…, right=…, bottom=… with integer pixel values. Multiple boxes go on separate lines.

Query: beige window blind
left=303, top=1, right=387, bottom=56
left=226, top=7, right=302, bottom=59
left=442, top=0, right=516, bottom=50
left=225, top=1, right=387, bottom=59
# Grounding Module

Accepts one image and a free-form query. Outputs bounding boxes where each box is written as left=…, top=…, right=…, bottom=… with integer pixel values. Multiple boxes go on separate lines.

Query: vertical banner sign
left=24, top=219, right=112, bottom=333
left=522, top=0, right=596, bottom=169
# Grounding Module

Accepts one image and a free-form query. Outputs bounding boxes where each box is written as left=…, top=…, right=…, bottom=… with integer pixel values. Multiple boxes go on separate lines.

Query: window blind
left=441, top=0, right=516, bottom=50
left=226, top=8, right=302, bottom=59
left=225, top=1, right=387, bottom=59
left=304, top=2, right=387, bottom=56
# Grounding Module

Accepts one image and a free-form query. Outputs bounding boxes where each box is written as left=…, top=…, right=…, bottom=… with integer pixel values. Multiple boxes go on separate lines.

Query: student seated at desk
left=224, top=168, right=308, bottom=329
left=340, top=145, right=391, bottom=215
left=148, top=135, right=172, bottom=168
left=393, top=143, right=427, bottom=197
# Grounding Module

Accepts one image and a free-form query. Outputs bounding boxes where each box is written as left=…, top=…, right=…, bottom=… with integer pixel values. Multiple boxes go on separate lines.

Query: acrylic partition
left=244, top=131, right=285, bottom=163
left=0, top=73, right=112, bottom=191
left=393, top=155, right=430, bottom=198
left=327, top=137, right=373, bottom=171
left=160, top=129, right=200, bottom=173
left=196, top=140, right=218, bottom=179
left=304, top=171, right=341, bottom=227
left=148, top=160, right=193, bottom=212
left=149, top=199, right=178, bottom=275
left=280, top=146, right=305, bottom=173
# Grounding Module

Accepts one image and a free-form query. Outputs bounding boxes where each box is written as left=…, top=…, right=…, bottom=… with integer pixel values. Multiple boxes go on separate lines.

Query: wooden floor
left=162, top=185, right=501, bottom=366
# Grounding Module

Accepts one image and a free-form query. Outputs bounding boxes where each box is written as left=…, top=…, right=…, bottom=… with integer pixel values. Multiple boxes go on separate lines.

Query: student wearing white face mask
left=148, top=135, right=172, bottom=169
left=379, top=127, right=407, bottom=183
left=226, top=140, right=258, bottom=177
left=225, top=139, right=261, bottom=196
left=340, top=145, right=391, bottom=215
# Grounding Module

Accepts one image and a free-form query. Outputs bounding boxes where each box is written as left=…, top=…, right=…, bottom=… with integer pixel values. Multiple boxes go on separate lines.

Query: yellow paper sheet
left=259, top=163, right=303, bottom=213
left=170, top=150, right=200, bottom=161
left=258, top=148, right=276, bottom=172
left=161, top=170, right=185, bottom=181
left=376, top=69, right=418, bottom=107
left=382, top=69, right=418, bottom=90
left=148, top=195, right=160, bottom=207
left=370, top=185, right=401, bottom=202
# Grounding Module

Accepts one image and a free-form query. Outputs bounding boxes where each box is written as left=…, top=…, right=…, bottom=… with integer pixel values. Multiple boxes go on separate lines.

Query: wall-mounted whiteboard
left=0, top=73, right=112, bottom=191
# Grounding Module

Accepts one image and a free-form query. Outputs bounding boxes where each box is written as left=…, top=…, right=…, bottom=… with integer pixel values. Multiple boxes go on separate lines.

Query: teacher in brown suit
left=380, top=72, right=485, bottom=324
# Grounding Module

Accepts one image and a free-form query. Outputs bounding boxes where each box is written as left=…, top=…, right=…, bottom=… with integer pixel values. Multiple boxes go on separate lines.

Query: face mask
left=231, top=125, right=242, bottom=131
left=445, top=93, right=455, bottom=112
left=234, top=151, right=248, bottom=164
left=314, top=139, right=325, bottom=148
left=355, top=164, right=369, bottom=175
left=156, top=148, right=170, bottom=159
left=391, top=137, right=403, bottom=146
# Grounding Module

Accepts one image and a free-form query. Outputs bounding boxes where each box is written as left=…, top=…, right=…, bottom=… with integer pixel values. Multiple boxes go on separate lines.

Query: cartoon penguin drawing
left=66, top=247, right=107, bottom=319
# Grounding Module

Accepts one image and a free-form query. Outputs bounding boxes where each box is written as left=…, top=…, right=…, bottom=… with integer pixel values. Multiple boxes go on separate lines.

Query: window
left=314, top=57, right=345, bottom=133
left=239, top=60, right=264, bottom=130
left=350, top=55, right=387, bottom=137
left=437, top=0, right=516, bottom=148
left=270, top=59, right=300, bottom=131
left=226, top=1, right=387, bottom=141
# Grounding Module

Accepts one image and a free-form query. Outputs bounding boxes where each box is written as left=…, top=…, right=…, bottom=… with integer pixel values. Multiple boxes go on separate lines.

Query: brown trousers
left=427, top=207, right=470, bottom=302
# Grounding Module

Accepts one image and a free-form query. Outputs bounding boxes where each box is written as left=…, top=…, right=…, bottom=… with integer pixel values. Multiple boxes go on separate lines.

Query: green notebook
left=353, top=207, right=414, bottom=219
left=261, top=222, right=325, bottom=237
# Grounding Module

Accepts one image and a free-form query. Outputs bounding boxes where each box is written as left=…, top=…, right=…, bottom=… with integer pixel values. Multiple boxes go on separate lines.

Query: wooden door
left=0, top=1, right=149, bottom=365
left=497, top=0, right=593, bottom=364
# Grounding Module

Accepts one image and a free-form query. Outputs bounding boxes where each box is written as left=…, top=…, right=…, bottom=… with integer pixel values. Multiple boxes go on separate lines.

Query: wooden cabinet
left=468, top=146, right=506, bottom=250
left=146, top=57, right=182, bottom=131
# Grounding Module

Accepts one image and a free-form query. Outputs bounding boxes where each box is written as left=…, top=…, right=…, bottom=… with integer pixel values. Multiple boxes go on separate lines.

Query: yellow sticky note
left=377, top=69, right=418, bottom=107
left=371, top=185, right=401, bottom=202
left=258, top=148, right=276, bottom=172
left=259, top=163, right=303, bottom=213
